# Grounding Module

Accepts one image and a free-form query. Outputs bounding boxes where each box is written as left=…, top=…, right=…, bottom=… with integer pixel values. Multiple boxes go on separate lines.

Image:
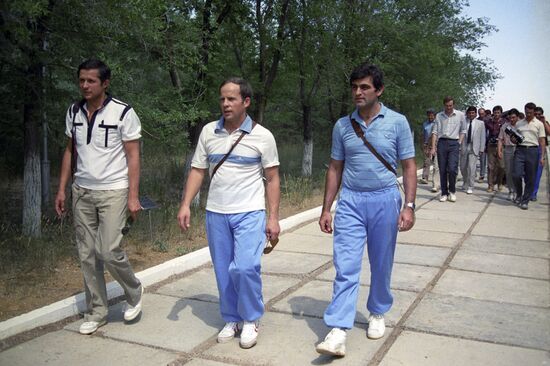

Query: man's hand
left=266, top=216, right=280, bottom=241
left=497, top=150, right=503, bottom=159
left=54, top=191, right=66, bottom=217
left=128, top=197, right=142, bottom=220
left=398, top=208, right=415, bottom=232
left=319, top=211, right=333, bottom=234
left=177, top=204, right=191, bottom=231
left=429, top=147, right=436, bottom=159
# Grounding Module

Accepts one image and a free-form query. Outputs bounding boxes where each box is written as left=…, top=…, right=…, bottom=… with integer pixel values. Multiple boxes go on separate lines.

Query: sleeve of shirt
left=498, top=125, right=505, bottom=141
left=539, top=122, right=547, bottom=138
left=330, top=120, right=345, bottom=161
left=120, top=108, right=142, bottom=141
left=432, top=116, right=440, bottom=136
left=261, top=130, right=280, bottom=168
left=397, top=117, right=415, bottom=160
left=460, top=114, right=468, bottom=134
left=191, top=127, right=209, bottom=169
left=65, top=105, right=73, bottom=138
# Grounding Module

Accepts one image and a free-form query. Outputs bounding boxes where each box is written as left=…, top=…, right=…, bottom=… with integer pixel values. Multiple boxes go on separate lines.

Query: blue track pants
left=324, top=187, right=401, bottom=330
left=206, top=210, right=266, bottom=322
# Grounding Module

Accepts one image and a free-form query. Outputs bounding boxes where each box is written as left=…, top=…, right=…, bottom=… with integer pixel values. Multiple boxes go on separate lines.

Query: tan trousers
left=487, top=144, right=505, bottom=187
left=72, top=184, right=142, bottom=322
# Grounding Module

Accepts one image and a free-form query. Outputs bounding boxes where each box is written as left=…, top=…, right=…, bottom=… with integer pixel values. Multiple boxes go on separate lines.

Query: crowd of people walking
left=421, top=99, right=549, bottom=210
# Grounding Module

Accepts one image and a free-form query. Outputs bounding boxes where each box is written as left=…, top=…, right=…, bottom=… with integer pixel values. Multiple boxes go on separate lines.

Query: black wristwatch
left=404, top=202, right=416, bottom=212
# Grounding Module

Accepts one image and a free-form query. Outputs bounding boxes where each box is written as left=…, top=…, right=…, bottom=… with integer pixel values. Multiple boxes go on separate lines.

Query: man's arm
left=429, top=133, right=438, bottom=158
left=264, top=166, right=281, bottom=241
left=539, top=137, right=547, bottom=166
left=319, top=159, right=344, bottom=233
left=124, top=140, right=141, bottom=220
left=177, top=167, right=207, bottom=231
left=54, top=138, right=73, bottom=217
left=399, top=157, right=417, bottom=232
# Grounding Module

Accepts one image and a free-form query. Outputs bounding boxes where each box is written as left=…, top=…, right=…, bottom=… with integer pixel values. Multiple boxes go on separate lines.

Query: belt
left=517, top=145, right=538, bottom=149
left=438, top=137, right=458, bottom=141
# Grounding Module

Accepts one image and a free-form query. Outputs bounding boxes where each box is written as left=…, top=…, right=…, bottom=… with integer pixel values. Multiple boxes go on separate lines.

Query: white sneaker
left=466, top=188, right=473, bottom=194
left=448, top=193, right=457, bottom=202
left=367, top=314, right=385, bottom=339
left=79, top=320, right=106, bottom=335
left=431, top=187, right=439, bottom=193
left=124, top=286, right=144, bottom=321
left=316, top=328, right=346, bottom=357
left=240, top=321, right=259, bottom=349
left=217, top=322, right=240, bottom=343
left=439, top=195, right=448, bottom=202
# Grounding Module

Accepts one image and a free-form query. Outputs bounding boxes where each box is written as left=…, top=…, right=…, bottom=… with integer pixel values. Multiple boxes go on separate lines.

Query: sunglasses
left=263, top=238, right=279, bottom=254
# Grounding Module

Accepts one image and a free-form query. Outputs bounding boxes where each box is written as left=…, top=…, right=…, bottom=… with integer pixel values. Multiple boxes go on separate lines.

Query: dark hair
left=443, top=96, right=454, bottom=104
left=349, top=62, right=384, bottom=91
left=492, top=105, right=503, bottom=113
left=77, top=59, right=111, bottom=82
left=219, top=77, right=253, bottom=101
left=508, top=108, right=520, bottom=116
left=534, top=106, right=544, bottom=114
left=525, top=102, right=536, bottom=110
left=466, top=106, right=477, bottom=113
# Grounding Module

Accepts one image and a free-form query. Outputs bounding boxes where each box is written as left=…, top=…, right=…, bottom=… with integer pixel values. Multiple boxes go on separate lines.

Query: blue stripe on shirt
left=208, top=154, right=261, bottom=165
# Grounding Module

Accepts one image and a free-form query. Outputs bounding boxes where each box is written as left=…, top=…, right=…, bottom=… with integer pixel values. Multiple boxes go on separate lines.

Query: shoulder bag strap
left=210, top=122, right=257, bottom=179
left=349, top=116, right=397, bottom=175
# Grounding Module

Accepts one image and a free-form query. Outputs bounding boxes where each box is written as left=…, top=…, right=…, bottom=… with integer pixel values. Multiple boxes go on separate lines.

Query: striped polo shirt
left=192, top=115, right=279, bottom=213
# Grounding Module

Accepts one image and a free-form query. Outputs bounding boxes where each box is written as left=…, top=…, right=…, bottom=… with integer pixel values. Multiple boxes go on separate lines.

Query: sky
left=462, top=0, right=550, bottom=111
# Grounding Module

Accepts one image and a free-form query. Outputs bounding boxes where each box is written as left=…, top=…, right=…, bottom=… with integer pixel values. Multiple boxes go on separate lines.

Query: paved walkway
left=1, top=173, right=549, bottom=365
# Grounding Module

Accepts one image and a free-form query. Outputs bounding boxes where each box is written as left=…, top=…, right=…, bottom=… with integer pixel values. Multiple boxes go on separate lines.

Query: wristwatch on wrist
left=404, top=202, right=416, bottom=212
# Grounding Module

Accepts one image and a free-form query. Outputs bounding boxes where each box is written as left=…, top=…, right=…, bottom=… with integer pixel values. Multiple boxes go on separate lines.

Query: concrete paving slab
left=65, top=294, right=224, bottom=352
left=394, top=244, right=451, bottom=267
left=414, top=214, right=473, bottom=234
left=156, top=268, right=301, bottom=305
left=413, top=217, right=472, bottom=234
left=291, top=221, right=332, bottom=238
left=484, top=201, right=549, bottom=219
left=380, top=330, right=550, bottom=366
left=317, top=262, right=439, bottom=292
left=397, top=229, right=462, bottom=248
left=417, top=209, right=479, bottom=222
left=204, top=311, right=384, bottom=365
left=275, top=232, right=334, bottom=255
left=261, top=251, right=331, bottom=275
left=405, top=293, right=550, bottom=350
left=271, top=280, right=417, bottom=326
left=473, top=215, right=548, bottom=241
left=462, top=235, right=550, bottom=258
left=185, top=359, right=236, bottom=366
left=0, top=330, right=177, bottom=366
left=433, top=269, right=550, bottom=307
left=451, top=249, right=549, bottom=279
left=420, top=195, right=490, bottom=212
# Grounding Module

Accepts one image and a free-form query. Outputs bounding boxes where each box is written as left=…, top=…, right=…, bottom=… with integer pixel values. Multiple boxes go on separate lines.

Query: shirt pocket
left=71, top=122, right=85, bottom=146
left=94, top=120, right=120, bottom=148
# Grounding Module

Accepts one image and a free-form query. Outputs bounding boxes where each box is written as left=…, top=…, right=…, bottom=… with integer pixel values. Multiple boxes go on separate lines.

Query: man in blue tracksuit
left=177, top=77, right=280, bottom=349
left=316, top=62, right=417, bottom=357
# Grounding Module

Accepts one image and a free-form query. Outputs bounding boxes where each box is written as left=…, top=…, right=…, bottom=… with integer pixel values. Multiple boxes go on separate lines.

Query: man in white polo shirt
left=177, top=77, right=280, bottom=349
left=55, top=59, right=143, bottom=335
left=512, top=102, right=546, bottom=210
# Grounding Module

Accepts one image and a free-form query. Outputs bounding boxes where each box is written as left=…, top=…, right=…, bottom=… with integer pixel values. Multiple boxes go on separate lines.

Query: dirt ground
left=0, top=192, right=325, bottom=323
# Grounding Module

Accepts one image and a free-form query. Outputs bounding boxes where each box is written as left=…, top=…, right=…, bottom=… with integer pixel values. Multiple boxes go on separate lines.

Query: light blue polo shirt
left=331, top=104, right=415, bottom=192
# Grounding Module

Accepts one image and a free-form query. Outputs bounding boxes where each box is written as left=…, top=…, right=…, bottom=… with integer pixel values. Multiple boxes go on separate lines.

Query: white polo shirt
left=192, top=115, right=279, bottom=214
left=65, top=97, right=141, bottom=190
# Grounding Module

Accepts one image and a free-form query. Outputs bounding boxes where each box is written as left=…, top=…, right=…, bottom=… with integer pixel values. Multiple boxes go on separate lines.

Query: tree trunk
left=301, top=104, right=313, bottom=177
left=23, top=69, right=42, bottom=237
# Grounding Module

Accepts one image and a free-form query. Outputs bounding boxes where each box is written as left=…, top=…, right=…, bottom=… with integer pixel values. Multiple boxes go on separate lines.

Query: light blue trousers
left=324, top=187, right=401, bottom=330
left=206, top=210, right=266, bottom=323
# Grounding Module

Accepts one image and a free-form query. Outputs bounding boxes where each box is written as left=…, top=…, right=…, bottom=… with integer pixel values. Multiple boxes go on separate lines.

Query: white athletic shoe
left=431, top=187, right=439, bottom=193
left=240, top=321, right=259, bottom=349
left=217, top=322, right=240, bottom=343
left=124, top=286, right=144, bottom=321
left=79, top=320, right=106, bottom=335
left=466, top=188, right=473, bottom=194
left=439, top=195, right=448, bottom=202
left=367, top=314, right=385, bottom=339
left=316, top=328, right=346, bottom=357
left=448, top=193, right=457, bottom=202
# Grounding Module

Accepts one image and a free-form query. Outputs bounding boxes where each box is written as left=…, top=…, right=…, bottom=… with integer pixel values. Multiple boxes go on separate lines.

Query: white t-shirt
left=192, top=116, right=279, bottom=214
left=65, top=97, right=141, bottom=190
